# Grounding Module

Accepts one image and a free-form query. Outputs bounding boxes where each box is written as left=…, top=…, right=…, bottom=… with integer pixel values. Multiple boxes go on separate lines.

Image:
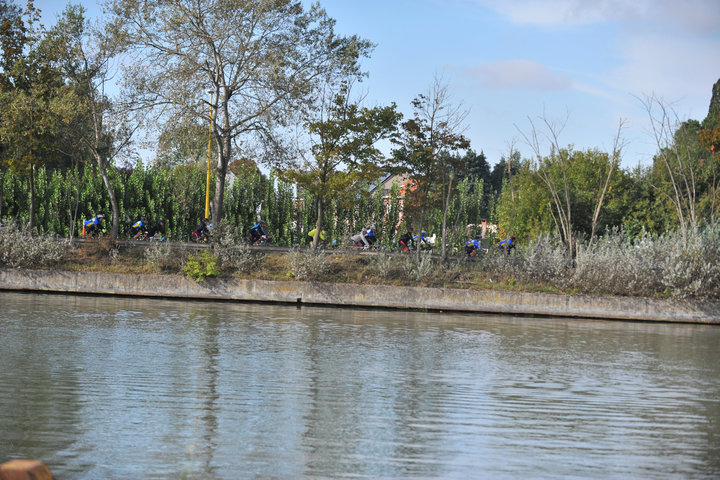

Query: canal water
left=1, top=291, right=719, bottom=479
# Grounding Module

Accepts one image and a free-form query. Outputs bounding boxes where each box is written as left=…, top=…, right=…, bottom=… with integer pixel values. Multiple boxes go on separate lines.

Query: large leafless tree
left=641, top=94, right=700, bottom=240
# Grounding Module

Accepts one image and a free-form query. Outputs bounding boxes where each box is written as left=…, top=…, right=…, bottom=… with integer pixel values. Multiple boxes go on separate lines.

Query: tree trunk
left=28, top=166, right=35, bottom=234
left=68, top=159, right=81, bottom=240
left=414, top=186, right=430, bottom=262
left=0, top=168, right=5, bottom=221
left=212, top=139, right=229, bottom=226
left=313, top=198, right=324, bottom=249
left=211, top=99, right=232, bottom=226
left=440, top=173, right=455, bottom=263
left=589, top=121, right=625, bottom=249
left=95, top=153, right=120, bottom=238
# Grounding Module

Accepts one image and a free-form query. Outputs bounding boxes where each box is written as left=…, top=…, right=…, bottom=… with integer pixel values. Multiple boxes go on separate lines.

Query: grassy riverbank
left=1, top=222, right=719, bottom=301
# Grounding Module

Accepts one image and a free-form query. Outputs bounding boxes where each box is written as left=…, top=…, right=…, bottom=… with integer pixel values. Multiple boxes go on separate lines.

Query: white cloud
left=472, top=0, right=720, bottom=113
left=465, top=59, right=572, bottom=90
left=608, top=33, right=720, bottom=104
left=473, top=0, right=720, bottom=34
left=640, top=0, right=720, bottom=35
left=475, top=0, right=644, bottom=27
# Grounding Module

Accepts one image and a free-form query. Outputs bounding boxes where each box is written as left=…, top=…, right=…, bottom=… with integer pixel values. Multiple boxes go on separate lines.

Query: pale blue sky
left=34, top=0, right=720, bottom=168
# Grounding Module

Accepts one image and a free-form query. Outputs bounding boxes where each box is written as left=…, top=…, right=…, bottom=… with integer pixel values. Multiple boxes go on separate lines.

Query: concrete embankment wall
left=1, top=268, right=718, bottom=324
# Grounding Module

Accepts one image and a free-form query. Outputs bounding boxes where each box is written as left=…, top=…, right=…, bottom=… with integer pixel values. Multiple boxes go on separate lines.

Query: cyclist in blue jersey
left=414, top=230, right=432, bottom=250
left=498, top=235, right=516, bottom=254
left=465, top=235, right=483, bottom=257
left=83, top=214, right=105, bottom=237
left=248, top=220, right=270, bottom=245
left=131, top=217, right=148, bottom=239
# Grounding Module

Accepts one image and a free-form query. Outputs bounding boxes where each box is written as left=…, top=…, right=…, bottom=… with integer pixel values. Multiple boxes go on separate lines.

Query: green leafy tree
left=697, top=81, right=720, bottom=218
left=49, top=4, right=139, bottom=238
left=278, top=84, right=400, bottom=248
left=0, top=1, right=81, bottom=232
left=639, top=93, right=720, bottom=238
left=106, top=0, right=371, bottom=226
left=489, top=150, right=521, bottom=199
left=496, top=147, right=627, bottom=244
left=495, top=159, right=552, bottom=241
left=458, top=149, right=494, bottom=219
left=392, top=76, right=470, bottom=261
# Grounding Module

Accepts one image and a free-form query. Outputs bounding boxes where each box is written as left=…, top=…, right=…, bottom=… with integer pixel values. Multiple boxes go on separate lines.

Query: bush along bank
left=1, top=220, right=719, bottom=302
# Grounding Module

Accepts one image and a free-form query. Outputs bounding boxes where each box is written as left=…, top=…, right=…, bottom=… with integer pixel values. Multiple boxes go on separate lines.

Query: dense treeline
left=0, top=159, right=490, bottom=247
left=0, top=0, right=719, bottom=255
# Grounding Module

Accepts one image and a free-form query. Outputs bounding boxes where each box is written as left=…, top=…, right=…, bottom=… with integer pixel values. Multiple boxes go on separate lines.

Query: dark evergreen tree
left=464, top=149, right=490, bottom=182
left=489, top=150, right=521, bottom=197
left=708, top=78, right=720, bottom=120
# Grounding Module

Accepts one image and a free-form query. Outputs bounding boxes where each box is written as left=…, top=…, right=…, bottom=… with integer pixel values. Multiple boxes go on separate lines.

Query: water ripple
left=1, top=292, right=719, bottom=479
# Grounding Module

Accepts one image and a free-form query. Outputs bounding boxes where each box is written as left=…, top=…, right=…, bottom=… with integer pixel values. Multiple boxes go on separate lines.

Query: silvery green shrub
left=289, top=248, right=330, bottom=280
left=221, top=243, right=264, bottom=273
left=493, top=227, right=720, bottom=300
left=143, top=241, right=174, bottom=268
left=372, top=252, right=401, bottom=279
left=571, top=229, right=664, bottom=296
left=0, top=220, right=70, bottom=268
left=510, top=239, right=572, bottom=289
left=658, top=224, right=720, bottom=300
left=401, top=253, right=436, bottom=282
left=210, top=223, right=264, bottom=272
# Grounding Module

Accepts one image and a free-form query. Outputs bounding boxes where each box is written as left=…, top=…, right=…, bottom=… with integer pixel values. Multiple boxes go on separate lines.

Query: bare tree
left=517, top=111, right=574, bottom=249
left=588, top=119, right=626, bottom=248
left=517, top=112, right=626, bottom=252
left=640, top=94, right=698, bottom=240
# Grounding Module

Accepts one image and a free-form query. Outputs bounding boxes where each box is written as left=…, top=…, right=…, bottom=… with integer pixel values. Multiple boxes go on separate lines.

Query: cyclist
left=366, top=225, right=378, bottom=246
left=352, top=225, right=377, bottom=249
left=147, top=219, right=166, bottom=240
left=131, top=217, right=148, bottom=239
left=465, top=234, right=484, bottom=257
left=498, top=235, right=516, bottom=254
left=307, top=227, right=326, bottom=248
left=414, top=230, right=432, bottom=250
left=248, top=220, right=270, bottom=245
left=192, top=218, right=211, bottom=243
left=83, top=214, right=105, bottom=237
left=398, top=227, right=415, bottom=252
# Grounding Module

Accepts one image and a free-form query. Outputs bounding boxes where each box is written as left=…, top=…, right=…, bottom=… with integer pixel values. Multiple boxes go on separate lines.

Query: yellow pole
left=205, top=92, right=213, bottom=220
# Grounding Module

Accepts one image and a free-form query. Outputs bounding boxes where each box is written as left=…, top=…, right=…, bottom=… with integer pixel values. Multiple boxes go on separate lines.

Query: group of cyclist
left=465, top=234, right=515, bottom=257
left=398, top=226, right=432, bottom=252
left=82, top=213, right=517, bottom=255
left=191, top=218, right=270, bottom=245
left=81, top=214, right=167, bottom=240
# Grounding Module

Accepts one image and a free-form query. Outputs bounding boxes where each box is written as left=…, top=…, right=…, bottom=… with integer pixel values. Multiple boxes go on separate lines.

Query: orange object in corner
left=0, top=459, right=54, bottom=480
